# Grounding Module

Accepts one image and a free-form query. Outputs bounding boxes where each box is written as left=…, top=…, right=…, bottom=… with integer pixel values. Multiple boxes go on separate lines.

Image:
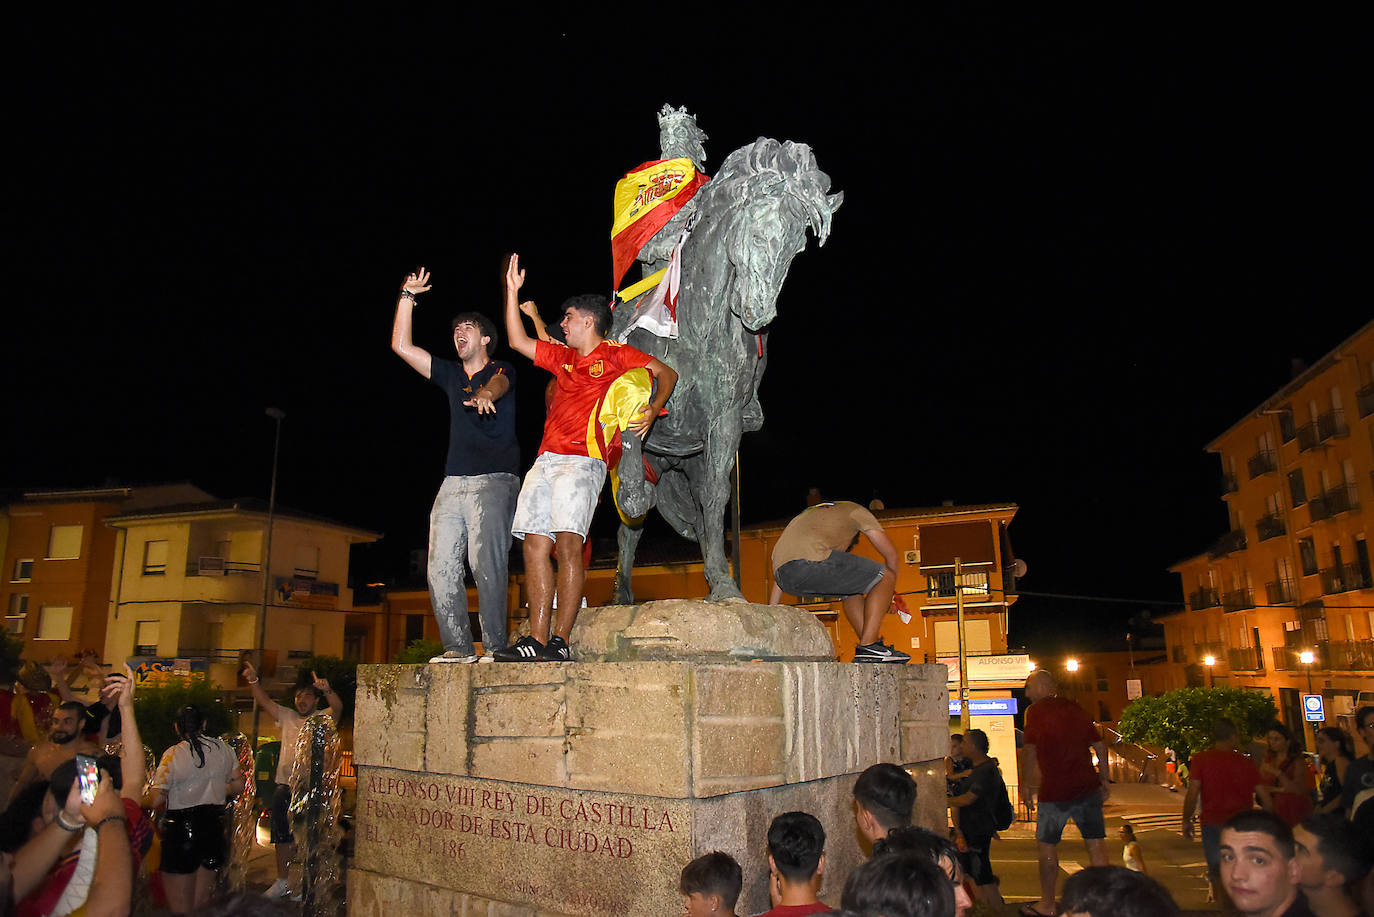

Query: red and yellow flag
left=610, top=157, right=708, bottom=290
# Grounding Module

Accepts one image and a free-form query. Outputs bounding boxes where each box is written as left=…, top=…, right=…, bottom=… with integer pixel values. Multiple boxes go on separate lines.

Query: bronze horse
left=610, top=137, right=842, bottom=602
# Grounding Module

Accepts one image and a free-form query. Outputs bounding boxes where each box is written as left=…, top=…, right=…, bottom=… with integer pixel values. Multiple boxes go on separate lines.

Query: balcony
left=1223, top=589, right=1255, bottom=613
left=1256, top=513, right=1286, bottom=542
left=1188, top=587, right=1221, bottom=611
left=1321, top=564, right=1373, bottom=596
left=1310, top=484, right=1360, bottom=522
left=1317, top=409, right=1348, bottom=442
left=1208, top=529, right=1247, bottom=558
left=924, top=569, right=990, bottom=599
left=1265, top=578, right=1297, bottom=604
left=1279, top=411, right=1297, bottom=443
left=1359, top=383, right=1374, bottom=419
left=1227, top=645, right=1265, bottom=672
left=1326, top=640, right=1374, bottom=671
left=1273, top=645, right=1323, bottom=671
left=1247, top=450, right=1278, bottom=479
left=1221, top=472, right=1239, bottom=495
left=1296, top=423, right=1320, bottom=452
left=1196, top=642, right=1226, bottom=664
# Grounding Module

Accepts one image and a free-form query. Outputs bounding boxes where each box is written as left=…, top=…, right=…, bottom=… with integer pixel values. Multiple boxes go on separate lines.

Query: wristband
left=399, top=290, right=415, bottom=302
left=246, top=677, right=259, bottom=685
left=56, top=810, right=83, bottom=832
left=95, top=815, right=127, bottom=832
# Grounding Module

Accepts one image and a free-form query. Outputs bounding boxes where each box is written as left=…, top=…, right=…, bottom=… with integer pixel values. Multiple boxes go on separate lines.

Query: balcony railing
left=1223, top=589, right=1255, bottom=613
left=1273, top=645, right=1323, bottom=671
left=1321, top=564, right=1373, bottom=596
left=1317, top=409, right=1348, bottom=441
left=1359, top=383, right=1374, bottom=419
left=1265, top=579, right=1296, bottom=604
left=925, top=569, right=990, bottom=598
left=1227, top=645, right=1265, bottom=672
left=185, top=559, right=262, bottom=576
left=1208, top=529, right=1247, bottom=558
left=1196, top=642, right=1226, bottom=664
left=1256, top=514, right=1286, bottom=542
left=1279, top=411, right=1297, bottom=443
left=1247, top=450, right=1278, bottom=479
left=1296, top=423, right=1320, bottom=452
left=1189, top=588, right=1221, bottom=611
left=1326, top=640, right=1374, bottom=671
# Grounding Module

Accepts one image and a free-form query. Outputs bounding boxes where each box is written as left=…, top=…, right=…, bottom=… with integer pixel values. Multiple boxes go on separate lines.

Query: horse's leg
left=614, top=430, right=655, bottom=520
left=698, top=420, right=746, bottom=602
left=611, top=522, right=646, bottom=605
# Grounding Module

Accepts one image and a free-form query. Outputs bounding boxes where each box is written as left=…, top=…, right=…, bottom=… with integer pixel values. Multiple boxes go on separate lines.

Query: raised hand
left=241, top=659, right=258, bottom=683
left=504, top=254, right=525, bottom=293
left=519, top=300, right=539, bottom=319
left=401, top=267, right=432, bottom=296
left=100, top=665, right=135, bottom=710
left=463, top=393, right=497, bottom=414
left=311, top=670, right=332, bottom=694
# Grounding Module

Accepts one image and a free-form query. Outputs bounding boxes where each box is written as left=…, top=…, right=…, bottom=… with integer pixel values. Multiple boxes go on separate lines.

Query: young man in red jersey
left=496, top=253, right=676, bottom=662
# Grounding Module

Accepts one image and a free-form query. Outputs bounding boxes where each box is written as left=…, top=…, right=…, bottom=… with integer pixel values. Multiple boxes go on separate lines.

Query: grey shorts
left=1035, top=789, right=1106, bottom=844
left=512, top=453, right=607, bottom=541
left=774, top=551, right=885, bottom=598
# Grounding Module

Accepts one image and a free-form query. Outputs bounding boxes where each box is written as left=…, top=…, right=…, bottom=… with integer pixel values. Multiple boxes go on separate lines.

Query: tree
left=1117, top=686, right=1278, bottom=759
left=134, top=675, right=235, bottom=759
left=393, top=638, right=443, bottom=665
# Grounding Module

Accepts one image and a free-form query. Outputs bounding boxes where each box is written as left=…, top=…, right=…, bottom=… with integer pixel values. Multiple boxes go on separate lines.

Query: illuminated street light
left=1204, top=654, right=1216, bottom=688
left=1027, top=660, right=1037, bottom=673
left=1300, top=650, right=1316, bottom=698
left=1066, top=658, right=1080, bottom=672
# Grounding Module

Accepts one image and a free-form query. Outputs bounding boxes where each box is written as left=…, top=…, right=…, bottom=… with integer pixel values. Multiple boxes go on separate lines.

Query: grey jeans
left=428, top=473, right=519, bottom=654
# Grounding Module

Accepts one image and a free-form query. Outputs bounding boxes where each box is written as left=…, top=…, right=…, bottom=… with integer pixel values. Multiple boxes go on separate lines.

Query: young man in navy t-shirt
left=392, top=266, right=520, bottom=662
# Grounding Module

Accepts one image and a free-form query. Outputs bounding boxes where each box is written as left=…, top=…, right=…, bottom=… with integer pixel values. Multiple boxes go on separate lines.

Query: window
left=4, top=594, right=28, bottom=635
left=35, top=605, right=73, bottom=641
left=11, top=559, right=34, bottom=583
left=47, top=525, right=83, bottom=560
left=1299, top=538, right=1319, bottom=576
left=134, top=620, right=160, bottom=656
left=1288, top=470, right=1307, bottom=507
left=142, top=540, right=169, bottom=576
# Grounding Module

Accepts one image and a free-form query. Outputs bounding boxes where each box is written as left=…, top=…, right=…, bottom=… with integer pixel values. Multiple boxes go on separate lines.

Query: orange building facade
left=1158, top=320, right=1374, bottom=746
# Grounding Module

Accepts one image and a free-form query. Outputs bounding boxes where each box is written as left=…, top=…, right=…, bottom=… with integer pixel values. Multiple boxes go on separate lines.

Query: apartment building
left=1160, top=320, right=1374, bottom=743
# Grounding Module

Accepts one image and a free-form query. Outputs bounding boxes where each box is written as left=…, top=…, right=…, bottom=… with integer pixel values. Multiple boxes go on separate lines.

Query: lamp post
left=1203, top=654, right=1216, bottom=689
left=250, top=407, right=286, bottom=754
left=1065, top=658, right=1079, bottom=699
left=1299, top=650, right=1315, bottom=694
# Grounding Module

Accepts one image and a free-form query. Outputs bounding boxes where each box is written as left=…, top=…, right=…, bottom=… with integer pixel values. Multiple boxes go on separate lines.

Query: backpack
left=991, top=767, right=1015, bottom=831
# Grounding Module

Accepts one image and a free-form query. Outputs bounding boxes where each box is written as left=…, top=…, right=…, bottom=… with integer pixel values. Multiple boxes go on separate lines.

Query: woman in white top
left=1120, top=823, right=1147, bottom=874
left=146, top=705, right=245, bottom=914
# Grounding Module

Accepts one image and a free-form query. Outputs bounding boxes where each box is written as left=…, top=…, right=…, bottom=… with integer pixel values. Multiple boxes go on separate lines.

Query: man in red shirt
left=1022, top=669, right=1111, bottom=917
left=497, top=253, right=676, bottom=662
left=1184, top=718, right=1263, bottom=906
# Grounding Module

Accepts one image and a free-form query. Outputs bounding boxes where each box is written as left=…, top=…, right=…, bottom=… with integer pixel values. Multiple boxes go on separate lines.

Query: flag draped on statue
left=610, top=157, right=708, bottom=291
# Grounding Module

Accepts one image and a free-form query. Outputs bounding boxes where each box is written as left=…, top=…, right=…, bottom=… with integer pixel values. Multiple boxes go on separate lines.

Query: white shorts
left=511, top=453, right=607, bottom=541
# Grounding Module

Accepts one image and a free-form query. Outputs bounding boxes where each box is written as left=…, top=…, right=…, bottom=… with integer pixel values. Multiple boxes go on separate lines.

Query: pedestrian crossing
left=1122, top=811, right=1184, bottom=833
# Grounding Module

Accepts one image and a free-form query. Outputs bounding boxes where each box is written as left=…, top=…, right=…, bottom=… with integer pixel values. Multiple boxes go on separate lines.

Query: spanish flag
left=610, top=157, right=708, bottom=290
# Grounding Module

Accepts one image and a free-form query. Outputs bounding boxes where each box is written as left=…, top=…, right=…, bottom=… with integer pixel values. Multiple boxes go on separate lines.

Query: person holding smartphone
left=144, top=705, right=245, bottom=914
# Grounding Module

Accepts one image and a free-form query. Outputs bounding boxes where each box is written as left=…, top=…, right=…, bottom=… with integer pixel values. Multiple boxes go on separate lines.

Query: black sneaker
left=492, top=635, right=545, bottom=662
left=538, top=635, right=572, bottom=662
left=853, top=640, right=911, bottom=664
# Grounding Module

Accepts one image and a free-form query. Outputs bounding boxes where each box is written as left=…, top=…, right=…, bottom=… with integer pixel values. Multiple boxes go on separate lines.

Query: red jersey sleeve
left=533, top=340, right=571, bottom=374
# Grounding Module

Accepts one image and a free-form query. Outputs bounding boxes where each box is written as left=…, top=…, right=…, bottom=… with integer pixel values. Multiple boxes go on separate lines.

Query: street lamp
left=1204, top=654, right=1216, bottom=688
left=1299, top=650, right=1315, bottom=695
left=1066, top=658, right=1079, bottom=673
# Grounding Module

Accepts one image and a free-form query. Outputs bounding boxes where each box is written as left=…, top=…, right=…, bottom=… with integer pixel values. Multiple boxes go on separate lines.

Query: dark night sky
left=3, top=11, right=1364, bottom=654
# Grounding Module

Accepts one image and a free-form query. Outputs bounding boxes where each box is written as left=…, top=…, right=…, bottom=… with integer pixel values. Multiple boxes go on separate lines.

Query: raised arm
left=102, top=666, right=145, bottom=801
left=463, top=368, right=512, bottom=415
left=519, top=300, right=553, bottom=343
left=312, top=670, right=344, bottom=724
left=391, top=267, right=435, bottom=378
left=503, top=254, right=537, bottom=360
left=627, top=357, right=679, bottom=436
left=241, top=659, right=281, bottom=721
left=81, top=775, right=133, bottom=917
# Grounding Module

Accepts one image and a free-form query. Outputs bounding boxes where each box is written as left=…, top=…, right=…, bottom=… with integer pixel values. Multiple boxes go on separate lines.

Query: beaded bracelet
left=55, top=811, right=83, bottom=833
left=399, top=290, right=416, bottom=302
left=94, top=815, right=127, bottom=832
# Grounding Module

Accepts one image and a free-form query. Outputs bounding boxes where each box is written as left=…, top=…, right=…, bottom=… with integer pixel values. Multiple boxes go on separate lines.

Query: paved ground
left=969, top=780, right=1217, bottom=916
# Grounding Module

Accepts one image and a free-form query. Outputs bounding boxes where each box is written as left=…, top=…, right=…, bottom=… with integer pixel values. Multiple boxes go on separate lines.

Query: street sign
left=947, top=698, right=1019, bottom=716
left=1303, top=694, right=1325, bottom=722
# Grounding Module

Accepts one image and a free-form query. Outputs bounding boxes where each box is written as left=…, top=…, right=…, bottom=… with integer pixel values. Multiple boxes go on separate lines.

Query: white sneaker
left=429, top=651, right=479, bottom=664
left=264, top=879, right=291, bottom=899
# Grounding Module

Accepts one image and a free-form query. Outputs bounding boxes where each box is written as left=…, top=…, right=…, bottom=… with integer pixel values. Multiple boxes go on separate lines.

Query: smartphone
left=75, top=754, right=100, bottom=805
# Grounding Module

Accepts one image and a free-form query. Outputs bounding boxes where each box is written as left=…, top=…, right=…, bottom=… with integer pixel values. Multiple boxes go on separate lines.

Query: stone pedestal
left=350, top=602, right=948, bottom=917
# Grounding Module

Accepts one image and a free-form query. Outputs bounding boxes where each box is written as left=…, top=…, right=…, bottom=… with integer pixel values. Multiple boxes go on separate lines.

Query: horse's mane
left=698, top=138, right=837, bottom=245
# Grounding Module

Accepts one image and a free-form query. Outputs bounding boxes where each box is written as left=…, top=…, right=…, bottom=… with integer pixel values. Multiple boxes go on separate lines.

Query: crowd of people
left=0, top=654, right=334, bottom=917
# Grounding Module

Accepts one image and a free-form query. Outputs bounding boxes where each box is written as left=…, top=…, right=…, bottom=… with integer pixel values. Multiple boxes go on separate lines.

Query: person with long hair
left=1314, top=726, right=1355, bottom=816
left=1120, top=824, right=1148, bottom=874
left=146, top=705, right=245, bottom=915
left=1256, top=721, right=1315, bottom=827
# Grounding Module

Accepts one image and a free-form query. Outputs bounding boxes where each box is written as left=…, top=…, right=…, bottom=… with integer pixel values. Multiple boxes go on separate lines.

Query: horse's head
left=706, top=138, right=843, bottom=331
